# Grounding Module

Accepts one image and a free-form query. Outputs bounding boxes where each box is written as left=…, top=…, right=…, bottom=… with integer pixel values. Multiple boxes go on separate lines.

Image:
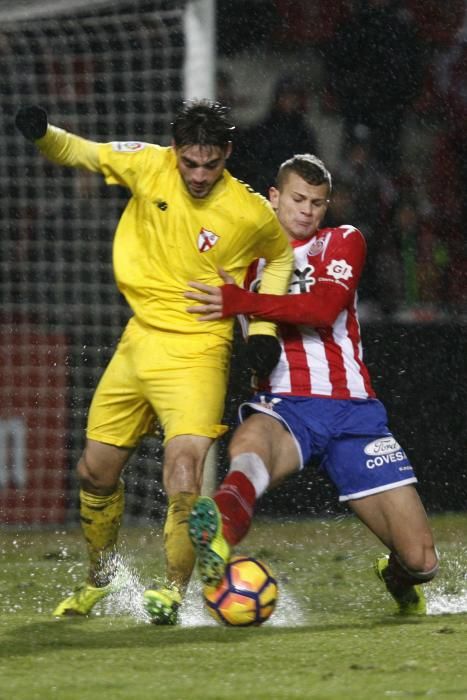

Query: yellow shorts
left=86, top=317, right=231, bottom=447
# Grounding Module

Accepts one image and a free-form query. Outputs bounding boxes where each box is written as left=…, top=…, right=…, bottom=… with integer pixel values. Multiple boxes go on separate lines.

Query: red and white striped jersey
left=239, top=225, right=376, bottom=400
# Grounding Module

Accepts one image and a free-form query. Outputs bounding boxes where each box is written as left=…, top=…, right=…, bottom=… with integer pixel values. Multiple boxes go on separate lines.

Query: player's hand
left=185, top=268, right=235, bottom=321
left=246, top=334, right=281, bottom=380
left=15, top=105, right=48, bottom=141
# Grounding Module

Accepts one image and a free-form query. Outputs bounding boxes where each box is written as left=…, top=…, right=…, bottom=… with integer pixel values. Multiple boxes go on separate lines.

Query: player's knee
left=77, top=451, right=117, bottom=494
left=229, top=414, right=279, bottom=457
left=163, top=452, right=201, bottom=494
left=398, top=546, right=439, bottom=583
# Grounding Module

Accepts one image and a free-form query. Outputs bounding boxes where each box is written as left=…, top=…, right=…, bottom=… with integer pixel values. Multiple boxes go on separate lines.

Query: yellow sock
left=80, top=480, right=124, bottom=586
left=163, top=492, right=197, bottom=594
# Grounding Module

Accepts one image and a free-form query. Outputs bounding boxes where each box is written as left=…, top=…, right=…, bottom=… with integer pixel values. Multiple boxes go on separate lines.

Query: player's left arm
left=246, top=216, right=294, bottom=338
left=15, top=105, right=151, bottom=186
left=37, top=125, right=102, bottom=171
left=186, top=227, right=366, bottom=326
left=16, top=105, right=102, bottom=171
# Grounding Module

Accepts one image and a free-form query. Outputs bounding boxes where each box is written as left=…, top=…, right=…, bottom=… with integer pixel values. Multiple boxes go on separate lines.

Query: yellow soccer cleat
left=53, top=581, right=114, bottom=617
left=143, top=587, right=182, bottom=625
left=374, top=555, right=426, bottom=616
left=189, top=496, right=230, bottom=587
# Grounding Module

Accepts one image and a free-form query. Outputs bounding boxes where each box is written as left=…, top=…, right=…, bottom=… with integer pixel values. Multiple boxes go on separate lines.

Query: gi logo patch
left=198, top=228, right=219, bottom=252
left=326, top=259, right=353, bottom=281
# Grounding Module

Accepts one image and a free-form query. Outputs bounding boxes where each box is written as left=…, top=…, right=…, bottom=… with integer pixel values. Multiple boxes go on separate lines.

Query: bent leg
left=350, top=485, right=438, bottom=614
left=53, top=439, right=130, bottom=617
left=349, top=484, right=438, bottom=574
left=229, top=412, right=300, bottom=488
left=77, top=439, right=130, bottom=585
left=216, top=413, right=300, bottom=545
left=188, top=413, right=300, bottom=586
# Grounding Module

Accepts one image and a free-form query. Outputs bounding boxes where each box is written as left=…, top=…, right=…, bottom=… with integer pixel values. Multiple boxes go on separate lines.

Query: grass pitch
left=1, top=513, right=467, bottom=700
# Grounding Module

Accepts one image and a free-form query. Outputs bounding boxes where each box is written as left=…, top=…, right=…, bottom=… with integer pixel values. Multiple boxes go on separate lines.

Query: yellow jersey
left=36, top=128, right=293, bottom=339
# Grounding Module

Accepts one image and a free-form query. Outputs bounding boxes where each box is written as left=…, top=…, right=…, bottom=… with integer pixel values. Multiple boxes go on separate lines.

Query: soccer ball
left=203, top=555, right=278, bottom=626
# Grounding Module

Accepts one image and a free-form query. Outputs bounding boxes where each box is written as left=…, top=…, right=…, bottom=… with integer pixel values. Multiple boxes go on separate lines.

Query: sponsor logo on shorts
left=364, top=437, right=401, bottom=456
left=366, top=451, right=408, bottom=469
left=364, top=436, right=408, bottom=470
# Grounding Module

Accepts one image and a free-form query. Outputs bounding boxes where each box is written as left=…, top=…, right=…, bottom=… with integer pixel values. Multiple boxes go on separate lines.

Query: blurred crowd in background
left=3, top=0, right=466, bottom=324
left=217, top=0, right=467, bottom=321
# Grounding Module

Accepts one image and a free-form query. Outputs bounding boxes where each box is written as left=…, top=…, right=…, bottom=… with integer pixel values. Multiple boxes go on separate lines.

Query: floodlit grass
left=1, top=513, right=467, bottom=700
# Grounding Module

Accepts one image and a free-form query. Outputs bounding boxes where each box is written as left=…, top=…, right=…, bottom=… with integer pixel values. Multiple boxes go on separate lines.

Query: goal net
left=0, top=0, right=215, bottom=525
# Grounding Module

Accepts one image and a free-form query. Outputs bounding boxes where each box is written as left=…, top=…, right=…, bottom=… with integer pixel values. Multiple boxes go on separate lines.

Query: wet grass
left=1, top=512, right=467, bottom=700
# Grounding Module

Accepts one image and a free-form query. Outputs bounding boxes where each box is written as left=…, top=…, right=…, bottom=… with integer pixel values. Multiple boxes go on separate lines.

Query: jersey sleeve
left=35, top=127, right=159, bottom=194
left=247, top=215, right=294, bottom=337
left=224, top=226, right=366, bottom=327
left=253, top=214, right=293, bottom=295
left=97, top=141, right=160, bottom=190
left=36, top=125, right=101, bottom=171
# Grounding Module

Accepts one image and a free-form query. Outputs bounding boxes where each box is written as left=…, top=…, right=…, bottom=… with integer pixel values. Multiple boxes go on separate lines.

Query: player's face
left=176, top=143, right=231, bottom=198
left=269, top=172, right=330, bottom=241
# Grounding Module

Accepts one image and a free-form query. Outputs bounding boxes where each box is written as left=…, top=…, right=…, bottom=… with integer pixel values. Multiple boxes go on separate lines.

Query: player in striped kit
left=185, top=154, right=439, bottom=615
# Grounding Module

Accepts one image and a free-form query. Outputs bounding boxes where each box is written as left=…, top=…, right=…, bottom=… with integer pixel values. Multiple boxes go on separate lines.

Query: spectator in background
left=406, top=0, right=465, bottom=49
left=416, top=34, right=467, bottom=313
left=324, top=0, right=424, bottom=175
left=236, top=73, right=318, bottom=195
left=326, top=125, right=393, bottom=314
left=216, top=68, right=236, bottom=109
left=215, top=68, right=252, bottom=180
left=370, top=194, right=450, bottom=319
left=274, top=0, right=351, bottom=45
left=393, top=197, right=449, bottom=314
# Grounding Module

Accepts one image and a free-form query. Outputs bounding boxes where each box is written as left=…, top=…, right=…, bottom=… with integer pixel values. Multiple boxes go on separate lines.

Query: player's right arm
left=16, top=105, right=101, bottom=172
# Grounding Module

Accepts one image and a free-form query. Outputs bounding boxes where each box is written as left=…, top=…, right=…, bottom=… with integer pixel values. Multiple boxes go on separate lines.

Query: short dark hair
left=171, top=99, right=235, bottom=148
left=276, top=154, right=332, bottom=194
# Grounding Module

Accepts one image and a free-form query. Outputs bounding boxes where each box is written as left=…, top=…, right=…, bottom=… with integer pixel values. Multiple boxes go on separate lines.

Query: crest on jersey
left=326, top=259, right=353, bottom=281
left=307, top=237, right=325, bottom=256
left=198, top=228, right=219, bottom=252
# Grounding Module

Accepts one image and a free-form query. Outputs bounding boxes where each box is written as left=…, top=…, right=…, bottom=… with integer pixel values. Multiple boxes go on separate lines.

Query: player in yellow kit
left=15, top=101, right=293, bottom=624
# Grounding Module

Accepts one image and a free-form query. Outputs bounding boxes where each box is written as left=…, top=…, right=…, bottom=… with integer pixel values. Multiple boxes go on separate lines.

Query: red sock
left=214, top=471, right=256, bottom=546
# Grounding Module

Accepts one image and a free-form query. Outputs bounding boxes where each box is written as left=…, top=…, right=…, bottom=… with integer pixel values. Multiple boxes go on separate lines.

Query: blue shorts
left=239, top=394, right=417, bottom=502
